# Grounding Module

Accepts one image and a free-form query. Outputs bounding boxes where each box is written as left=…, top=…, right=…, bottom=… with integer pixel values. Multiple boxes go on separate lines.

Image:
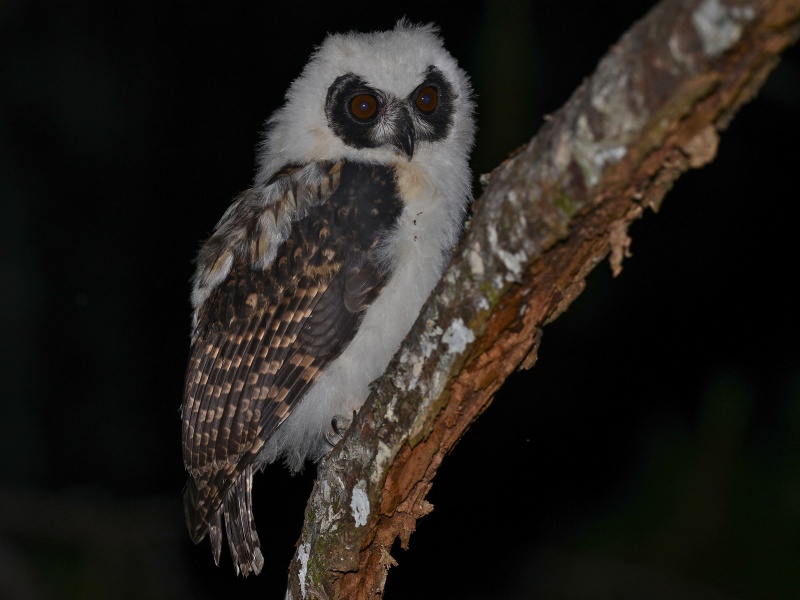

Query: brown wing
left=181, top=161, right=404, bottom=554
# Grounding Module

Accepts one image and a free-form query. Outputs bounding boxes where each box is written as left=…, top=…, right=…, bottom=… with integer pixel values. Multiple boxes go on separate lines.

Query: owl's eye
left=414, top=85, right=438, bottom=113
left=350, top=94, right=378, bottom=121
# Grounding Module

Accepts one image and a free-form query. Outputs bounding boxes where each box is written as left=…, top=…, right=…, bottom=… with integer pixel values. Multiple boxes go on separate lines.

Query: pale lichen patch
left=420, top=320, right=443, bottom=358
left=350, top=481, right=370, bottom=527
left=322, top=480, right=331, bottom=503
left=384, top=394, right=399, bottom=423
left=395, top=348, right=423, bottom=390
left=371, top=440, right=394, bottom=485
left=574, top=114, right=630, bottom=188
left=692, top=0, right=754, bottom=57
left=297, top=542, right=311, bottom=599
left=468, top=242, right=485, bottom=277
left=488, top=223, right=527, bottom=279
left=442, top=318, right=475, bottom=355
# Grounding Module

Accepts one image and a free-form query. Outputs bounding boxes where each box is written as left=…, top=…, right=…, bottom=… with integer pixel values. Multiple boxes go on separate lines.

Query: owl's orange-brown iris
left=414, top=85, right=438, bottom=113
left=350, top=94, right=378, bottom=120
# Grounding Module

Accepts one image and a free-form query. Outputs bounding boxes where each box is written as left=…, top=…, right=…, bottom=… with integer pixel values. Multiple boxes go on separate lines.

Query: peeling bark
left=286, top=0, right=800, bottom=597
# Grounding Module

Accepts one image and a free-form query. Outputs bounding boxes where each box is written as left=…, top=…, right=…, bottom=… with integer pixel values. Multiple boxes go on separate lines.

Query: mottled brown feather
left=201, top=317, right=254, bottom=467
left=182, top=161, right=404, bottom=569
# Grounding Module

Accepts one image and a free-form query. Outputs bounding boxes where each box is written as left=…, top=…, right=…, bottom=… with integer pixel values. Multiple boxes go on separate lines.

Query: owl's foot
left=325, top=414, right=353, bottom=447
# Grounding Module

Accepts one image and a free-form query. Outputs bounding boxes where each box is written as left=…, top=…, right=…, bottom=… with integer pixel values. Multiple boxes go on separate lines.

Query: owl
left=181, top=20, right=475, bottom=576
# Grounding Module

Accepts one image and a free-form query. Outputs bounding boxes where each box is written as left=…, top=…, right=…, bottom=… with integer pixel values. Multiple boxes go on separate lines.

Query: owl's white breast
left=260, top=157, right=463, bottom=472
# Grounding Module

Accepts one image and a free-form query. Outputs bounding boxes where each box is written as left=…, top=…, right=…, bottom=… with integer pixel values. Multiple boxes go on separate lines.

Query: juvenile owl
left=182, top=20, right=475, bottom=576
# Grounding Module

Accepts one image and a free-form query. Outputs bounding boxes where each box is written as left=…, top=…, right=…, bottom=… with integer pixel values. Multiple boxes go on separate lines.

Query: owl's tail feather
left=183, top=475, right=212, bottom=543
left=223, top=465, right=264, bottom=576
left=183, top=466, right=264, bottom=576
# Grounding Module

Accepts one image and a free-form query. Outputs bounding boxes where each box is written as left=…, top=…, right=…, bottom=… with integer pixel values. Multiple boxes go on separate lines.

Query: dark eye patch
left=325, top=73, right=385, bottom=150
left=408, top=66, right=455, bottom=142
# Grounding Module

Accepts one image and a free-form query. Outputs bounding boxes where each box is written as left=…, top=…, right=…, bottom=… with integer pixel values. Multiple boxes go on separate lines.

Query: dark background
left=1, top=1, right=799, bottom=598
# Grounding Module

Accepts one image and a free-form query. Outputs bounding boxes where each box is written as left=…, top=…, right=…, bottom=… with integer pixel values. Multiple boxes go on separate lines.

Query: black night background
left=1, top=1, right=799, bottom=598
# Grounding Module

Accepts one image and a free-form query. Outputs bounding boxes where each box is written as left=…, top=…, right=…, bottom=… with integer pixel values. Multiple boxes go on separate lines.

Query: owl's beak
left=392, top=115, right=415, bottom=160
left=399, top=127, right=415, bottom=160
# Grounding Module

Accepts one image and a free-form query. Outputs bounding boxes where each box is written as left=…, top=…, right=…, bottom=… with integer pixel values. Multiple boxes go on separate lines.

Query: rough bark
left=286, top=0, right=800, bottom=597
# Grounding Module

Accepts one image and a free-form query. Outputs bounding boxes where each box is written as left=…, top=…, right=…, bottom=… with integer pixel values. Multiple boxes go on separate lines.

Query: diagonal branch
left=286, top=0, right=800, bottom=597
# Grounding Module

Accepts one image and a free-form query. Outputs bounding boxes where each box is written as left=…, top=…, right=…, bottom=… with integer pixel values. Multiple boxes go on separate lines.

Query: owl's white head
left=254, top=20, right=475, bottom=194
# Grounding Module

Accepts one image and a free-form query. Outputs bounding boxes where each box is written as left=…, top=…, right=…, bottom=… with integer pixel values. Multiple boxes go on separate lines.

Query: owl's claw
left=325, top=414, right=353, bottom=447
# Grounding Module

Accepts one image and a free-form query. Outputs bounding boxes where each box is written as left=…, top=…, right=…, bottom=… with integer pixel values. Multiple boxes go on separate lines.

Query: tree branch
left=286, top=0, right=800, bottom=597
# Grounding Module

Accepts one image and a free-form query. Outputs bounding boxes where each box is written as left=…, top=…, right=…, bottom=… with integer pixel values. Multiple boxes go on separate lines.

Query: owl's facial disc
left=325, top=66, right=455, bottom=160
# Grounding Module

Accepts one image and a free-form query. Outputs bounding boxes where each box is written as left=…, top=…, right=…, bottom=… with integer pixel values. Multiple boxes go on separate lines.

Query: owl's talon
left=325, top=414, right=352, bottom=447
left=324, top=431, right=337, bottom=447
